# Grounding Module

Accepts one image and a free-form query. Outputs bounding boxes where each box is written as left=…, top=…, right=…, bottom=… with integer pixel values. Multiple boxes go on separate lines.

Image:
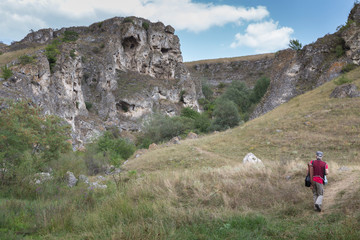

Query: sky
left=0, top=0, right=356, bottom=62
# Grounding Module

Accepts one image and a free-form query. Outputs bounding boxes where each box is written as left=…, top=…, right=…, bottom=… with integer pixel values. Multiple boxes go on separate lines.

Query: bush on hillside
left=19, top=55, right=36, bottom=65
left=0, top=100, right=71, bottom=187
left=95, top=131, right=136, bottom=166
left=1, top=65, right=13, bottom=80
left=202, top=79, right=213, bottom=100
left=181, top=107, right=200, bottom=119
left=45, top=40, right=61, bottom=73
left=62, top=30, right=79, bottom=42
left=341, top=63, right=357, bottom=73
left=251, top=76, right=270, bottom=103
left=141, top=114, right=195, bottom=145
left=211, top=98, right=240, bottom=131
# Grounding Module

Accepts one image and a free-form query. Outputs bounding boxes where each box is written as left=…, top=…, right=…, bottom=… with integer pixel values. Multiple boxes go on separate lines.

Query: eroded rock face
left=330, top=84, right=360, bottom=98
left=2, top=17, right=201, bottom=148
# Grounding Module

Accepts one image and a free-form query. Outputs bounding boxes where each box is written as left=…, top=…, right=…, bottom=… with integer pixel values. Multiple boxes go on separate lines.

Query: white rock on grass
left=88, top=181, right=107, bottom=190
left=243, top=153, right=262, bottom=164
left=66, top=171, right=78, bottom=187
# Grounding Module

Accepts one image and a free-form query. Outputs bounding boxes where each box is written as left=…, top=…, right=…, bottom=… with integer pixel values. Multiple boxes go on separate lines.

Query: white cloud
left=230, top=20, right=294, bottom=53
left=0, top=0, right=269, bottom=43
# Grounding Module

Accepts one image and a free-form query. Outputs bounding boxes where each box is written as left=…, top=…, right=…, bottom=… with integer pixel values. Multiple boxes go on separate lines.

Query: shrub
left=0, top=100, right=71, bottom=187
left=179, top=90, right=186, bottom=102
left=19, top=55, right=35, bottom=65
left=334, top=75, right=352, bottom=85
left=70, top=49, right=76, bottom=59
left=45, top=41, right=60, bottom=73
left=85, top=102, right=93, bottom=110
left=142, top=22, right=150, bottom=30
left=202, top=79, right=213, bottom=100
left=1, top=65, right=13, bottom=80
left=341, top=63, right=357, bottom=73
left=218, top=82, right=226, bottom=89
left=251, top=76, right=270, bottom=103
left=181, top=107, right=200, bottom=119
left=124, top=17, right=133, bottom=23
left=194, top=112, right=211, bottom=133
left=289, top=39, right=302, bottom=51
left=335, top=45, right=345, bottom=58
left=141, top=114, right=195, bottom=144
left=62, top=30, right=79, bottom=42
left=95, top=131, right=136, bottom=166
left=211, top=99, right=240, bottom=131
left=181, top=108, right=210, bottom=133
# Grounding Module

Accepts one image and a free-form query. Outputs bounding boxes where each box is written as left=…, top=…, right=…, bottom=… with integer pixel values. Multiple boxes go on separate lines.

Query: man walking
left=308, top=151, right=329, bottom=212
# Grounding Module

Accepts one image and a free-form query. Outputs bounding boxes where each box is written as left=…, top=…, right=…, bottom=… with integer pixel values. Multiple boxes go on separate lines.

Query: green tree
left=211, top=99, right=240, bottom=131
left=221, top=81, right=251, bottom=113
left=289, top=39, right=302, bottom=51
left=0, top=100, right=71, bottom=185
left=251, top=76, right=270, bottom=103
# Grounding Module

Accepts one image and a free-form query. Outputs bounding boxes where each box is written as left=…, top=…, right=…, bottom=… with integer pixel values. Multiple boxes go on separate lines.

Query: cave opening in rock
left=117, top=101, right=135, bottom=112
left=122, top=36, right=139, bottom=51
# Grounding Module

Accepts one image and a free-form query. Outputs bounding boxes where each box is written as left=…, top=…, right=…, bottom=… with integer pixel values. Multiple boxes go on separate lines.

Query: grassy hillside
left=124, top=67, right=360, bottom=172
left=1, top=68, right=360, bottom=239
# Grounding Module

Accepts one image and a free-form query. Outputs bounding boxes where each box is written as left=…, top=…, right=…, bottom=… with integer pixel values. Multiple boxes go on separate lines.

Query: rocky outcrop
left=1, top=17, right=201, bottom=148
left=186, top=53, right=274, bottom=91
left=330, top=84, right=360, bottom=98
left=188, top=4, right=360, bottom=119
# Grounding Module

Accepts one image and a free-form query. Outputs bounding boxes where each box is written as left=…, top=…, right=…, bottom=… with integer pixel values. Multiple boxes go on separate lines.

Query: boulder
left=66, top=171, right=78, bottom=187
left=88, top=181, right=107, bottom=190
left=78, top=174, right=89, bottom=184
left=149, top=143, right=157, bottom=150
left=34, top=172, right=52, bottom=184
left=170, top=136, right=181, bottom=144
left=243, top=153, right=262, bottom=164
left=330, top=84, right=360, bottom=98
left=187, top=132, right=198, bottom=139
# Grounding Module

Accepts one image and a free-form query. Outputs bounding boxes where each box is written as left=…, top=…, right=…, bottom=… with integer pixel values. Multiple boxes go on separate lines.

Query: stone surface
left=66, top=171, right=78, bottom=187
left=1, top=17, right=201, bottom=149
left=187, top=132, right=198, bottom=139
left=243, top=153, right=262, bottom=164
left=88, top=181, right=108, bottom=189
left=34, top=172, right=53, bottom=184
left=79, top=174, right=89, bottom=184
left=149, top=143, right=157, bottom=150
left=170, top=136, right=181, bottom=144
left=330, top=84, right=360, bottom=98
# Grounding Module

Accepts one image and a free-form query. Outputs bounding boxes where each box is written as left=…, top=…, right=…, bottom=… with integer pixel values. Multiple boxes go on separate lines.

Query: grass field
left=1, top=67, right=360, bottom=239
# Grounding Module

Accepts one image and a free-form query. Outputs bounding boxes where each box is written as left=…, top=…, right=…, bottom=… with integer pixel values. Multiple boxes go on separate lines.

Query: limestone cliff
left=0, top=17, right=201, bottom=148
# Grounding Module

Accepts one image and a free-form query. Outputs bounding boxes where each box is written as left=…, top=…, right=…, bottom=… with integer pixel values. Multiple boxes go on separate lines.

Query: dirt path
left=322, top=167, right=360, bottom=213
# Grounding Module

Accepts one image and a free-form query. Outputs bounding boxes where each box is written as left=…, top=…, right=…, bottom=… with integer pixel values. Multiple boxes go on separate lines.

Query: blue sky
left=0, top=0, right=356, bottom=62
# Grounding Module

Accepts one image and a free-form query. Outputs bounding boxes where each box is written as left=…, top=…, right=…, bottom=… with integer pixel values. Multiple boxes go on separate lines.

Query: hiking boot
left=315, top=204, right=321, bottom=212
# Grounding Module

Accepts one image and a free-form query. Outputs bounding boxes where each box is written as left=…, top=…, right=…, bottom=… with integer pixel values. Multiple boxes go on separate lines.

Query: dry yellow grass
left=184, top=53, right=275, bottom=67
left=0, top=45, right=44, bottom=66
